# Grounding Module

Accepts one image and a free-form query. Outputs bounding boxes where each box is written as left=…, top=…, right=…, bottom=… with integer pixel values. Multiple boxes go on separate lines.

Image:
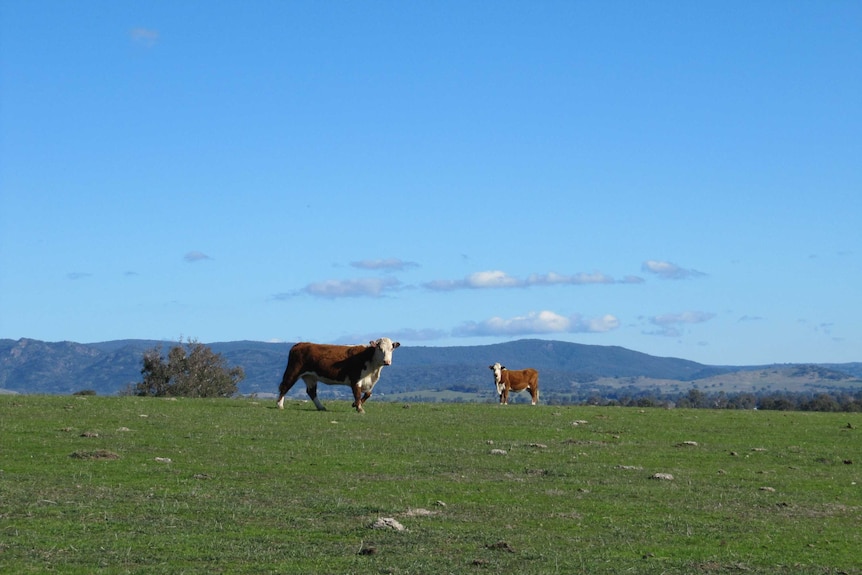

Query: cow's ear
left=393, top=342, right=400, bottom=349
left=369, top=340, right=377, bottom=347
left=488, top=365, right=494, bottom=370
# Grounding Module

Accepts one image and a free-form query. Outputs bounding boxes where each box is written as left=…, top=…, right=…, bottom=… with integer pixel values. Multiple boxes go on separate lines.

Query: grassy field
left=1, top=395, right=859, bottom=574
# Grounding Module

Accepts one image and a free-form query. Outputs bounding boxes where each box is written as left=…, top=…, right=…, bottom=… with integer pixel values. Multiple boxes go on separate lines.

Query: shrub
left=136, top=338, right=244, bottom=398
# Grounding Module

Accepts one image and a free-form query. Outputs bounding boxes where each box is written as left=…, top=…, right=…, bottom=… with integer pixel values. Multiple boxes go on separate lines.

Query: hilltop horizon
left=2, top=337, right=860, bottom=402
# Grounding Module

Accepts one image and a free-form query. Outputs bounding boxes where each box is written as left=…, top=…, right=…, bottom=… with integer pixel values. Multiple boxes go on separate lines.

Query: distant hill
left=1, top=338, right=859, bottom=400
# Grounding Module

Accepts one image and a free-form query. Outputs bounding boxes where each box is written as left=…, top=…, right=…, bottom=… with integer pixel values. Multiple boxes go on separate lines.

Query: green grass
left=1, top=396, right=860, bottom=574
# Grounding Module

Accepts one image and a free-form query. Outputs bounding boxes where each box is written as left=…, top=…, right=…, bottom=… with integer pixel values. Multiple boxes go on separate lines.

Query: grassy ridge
left=1, top=396, right=860, bottom=574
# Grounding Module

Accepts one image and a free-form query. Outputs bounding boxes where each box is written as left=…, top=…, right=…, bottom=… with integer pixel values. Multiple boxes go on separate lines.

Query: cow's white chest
left=355, top=366, right=383, bottom=393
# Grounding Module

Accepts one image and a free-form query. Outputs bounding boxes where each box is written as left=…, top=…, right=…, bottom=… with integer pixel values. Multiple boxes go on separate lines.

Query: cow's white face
left=489, top=362, right=505, bottom=395
left=370, top=338, right=400, bottom=366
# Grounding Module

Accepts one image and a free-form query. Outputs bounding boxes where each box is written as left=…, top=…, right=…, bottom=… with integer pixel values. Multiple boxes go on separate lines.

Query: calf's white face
left=490, top=362, right=505, bottom=395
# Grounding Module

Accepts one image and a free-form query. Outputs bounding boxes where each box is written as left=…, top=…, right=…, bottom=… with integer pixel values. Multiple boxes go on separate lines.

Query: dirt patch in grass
left=773, top=502, right=860, bottom=519
left=69, top=449, right=120, bottom=460
left=486, top=540, right=516, bottom=553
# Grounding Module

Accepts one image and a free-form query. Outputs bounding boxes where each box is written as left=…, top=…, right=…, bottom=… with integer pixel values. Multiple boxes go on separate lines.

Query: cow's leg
left=501, top=388, right=509, bottom=405
left=531, top=385, right=538, bottom=405
left=350, top=385, right=366, bottom=414
left=276, top=366, right=300, bottom=409
left=303, top=375, right=326, bottom=411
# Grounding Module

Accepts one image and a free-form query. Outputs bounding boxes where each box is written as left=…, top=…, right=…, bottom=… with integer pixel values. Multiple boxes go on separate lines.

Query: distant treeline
left=583, top=388, right=862, bottom=412
left=390, top=386, right=862, bottom=412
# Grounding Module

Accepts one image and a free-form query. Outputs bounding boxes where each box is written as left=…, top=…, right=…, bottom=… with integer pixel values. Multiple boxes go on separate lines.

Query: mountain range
left=1, top=338, right=860, bottom=402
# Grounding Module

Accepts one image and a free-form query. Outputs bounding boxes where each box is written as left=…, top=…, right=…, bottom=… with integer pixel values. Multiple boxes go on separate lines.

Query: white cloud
left=467, top=270, right=521, bottom=288
left=350, top=258, right=419, bottom=271
left=453, top=310, right=620, bottom=337
left=424, top=269, right=624, bottom=291
left=585, top=314, right=621, bottom=333
left=422, top=270, right=520, bottom=291
left=645, top=310, right=715, bottom=337
left=526, top=272, right=615, bottom=286
left=299, top=276, right=401, bottom=299
left=641, top=260, right=705, bottom=280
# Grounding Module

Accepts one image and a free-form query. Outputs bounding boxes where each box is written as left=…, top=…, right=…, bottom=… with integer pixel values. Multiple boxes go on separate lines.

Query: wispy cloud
left=350, top=258, right=419, bottom=271
left=641, top=260, right=705, bottom=280
left=274, top=262, right=638, bottom=303
left=453, top=310, right=620, bottom=337
left=277, top=276, right=402, bottom=299
left=424, top=269, right=625, bottom=291
left=67, top=272, right=92, bottom=280
left=645, top=310, right=715, bottom=337
left=130, top=28, right=159, bottom=47
left=814, top=322, right=834, bottom=336
left=333, top=327, right=447, bottom=345
left=184, top=251, right=212, bottom=263
left=526, top=271, right=616, bottom=286
left=389, top=327, right=449, bottom=341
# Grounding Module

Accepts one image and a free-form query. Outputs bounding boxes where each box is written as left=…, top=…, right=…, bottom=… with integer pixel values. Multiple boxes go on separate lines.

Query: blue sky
left=1, top=1, right=860, bottom=366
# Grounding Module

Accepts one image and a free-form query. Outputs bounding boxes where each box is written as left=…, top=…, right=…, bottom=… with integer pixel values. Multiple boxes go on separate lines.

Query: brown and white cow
left=277, top=338, right=400, bottom=413
left=489, top=362, right=539, bottom=405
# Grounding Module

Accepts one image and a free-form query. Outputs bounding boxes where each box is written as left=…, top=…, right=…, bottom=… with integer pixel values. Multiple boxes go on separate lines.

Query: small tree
left=137, top=339, right=244, bottom=398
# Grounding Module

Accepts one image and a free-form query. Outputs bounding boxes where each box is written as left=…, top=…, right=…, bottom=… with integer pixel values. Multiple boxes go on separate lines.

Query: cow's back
left=522, top=368, right=539, bottom=385
left=503, top=368, right=538, bottom=385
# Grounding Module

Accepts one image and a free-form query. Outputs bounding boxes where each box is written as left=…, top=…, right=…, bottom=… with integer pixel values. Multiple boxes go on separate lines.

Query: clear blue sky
left=1, top=1, right=860, bottom=366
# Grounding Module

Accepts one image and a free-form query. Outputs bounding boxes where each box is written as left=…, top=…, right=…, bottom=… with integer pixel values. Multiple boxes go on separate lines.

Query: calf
left=489, top=362, right=539, bottom=405
left=277, top=338, right=400, bottom=413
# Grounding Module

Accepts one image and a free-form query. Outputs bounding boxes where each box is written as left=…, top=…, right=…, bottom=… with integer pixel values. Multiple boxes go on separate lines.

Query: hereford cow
left=277, top=338, right=400, bottom=413
left=489, top=362, right=539, bottom=405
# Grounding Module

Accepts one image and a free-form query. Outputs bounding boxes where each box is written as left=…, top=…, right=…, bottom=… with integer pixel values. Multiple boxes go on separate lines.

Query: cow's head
left=489, top=362, right=505, bottom=395
left=370, top=337, right=400, bottom=366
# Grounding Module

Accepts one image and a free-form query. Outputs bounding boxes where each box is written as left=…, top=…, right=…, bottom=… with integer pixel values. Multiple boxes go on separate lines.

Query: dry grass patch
left=69, top=449, right=119, bottom=460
